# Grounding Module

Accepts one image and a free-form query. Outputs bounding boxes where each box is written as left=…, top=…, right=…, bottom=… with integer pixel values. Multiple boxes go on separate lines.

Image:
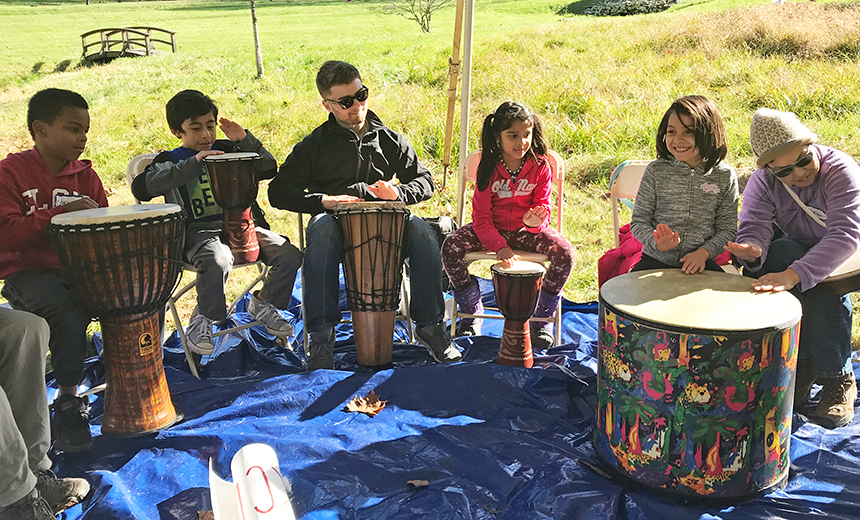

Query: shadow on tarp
left=42, top=273, right=860, bottom=520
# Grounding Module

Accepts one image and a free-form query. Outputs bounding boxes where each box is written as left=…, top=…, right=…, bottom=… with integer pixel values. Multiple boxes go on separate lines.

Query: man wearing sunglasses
left=725, top=108, right=860, bottom=428
left=269, top=60, right=462, bottom=370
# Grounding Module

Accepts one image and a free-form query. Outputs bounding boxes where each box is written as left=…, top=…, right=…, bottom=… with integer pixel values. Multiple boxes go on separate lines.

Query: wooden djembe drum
left=203, top=152, right=261, bottom=264
left=491, top=260, right=546, bottom=368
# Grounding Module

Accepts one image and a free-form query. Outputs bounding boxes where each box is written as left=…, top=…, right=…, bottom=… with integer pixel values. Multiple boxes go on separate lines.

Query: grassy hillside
left=2, top=0, right=860, bottom=330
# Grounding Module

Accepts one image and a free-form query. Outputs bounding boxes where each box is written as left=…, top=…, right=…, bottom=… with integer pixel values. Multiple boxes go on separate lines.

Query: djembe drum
left=335, top=201, right=410, bottom=366
left=595, top=269, right=802, bottom=499
left=203, top=152, right=261, bottom=264
left=491, top=260, right=546, bottom=368
left=48, top=204, right=185, bottom=436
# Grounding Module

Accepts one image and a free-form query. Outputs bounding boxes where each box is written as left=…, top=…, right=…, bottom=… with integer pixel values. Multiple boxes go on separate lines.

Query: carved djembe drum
left=491, top=260, right=546, bottom=368
left=203, top=152, right=261, bottom=264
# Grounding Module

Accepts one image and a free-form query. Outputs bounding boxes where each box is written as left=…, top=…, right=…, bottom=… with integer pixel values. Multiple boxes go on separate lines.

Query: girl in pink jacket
left=442, top=102, right=574, bottom=349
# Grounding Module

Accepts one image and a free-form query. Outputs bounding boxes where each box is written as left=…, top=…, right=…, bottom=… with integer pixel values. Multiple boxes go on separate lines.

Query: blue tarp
left=47, top=273, right=860, bottom=520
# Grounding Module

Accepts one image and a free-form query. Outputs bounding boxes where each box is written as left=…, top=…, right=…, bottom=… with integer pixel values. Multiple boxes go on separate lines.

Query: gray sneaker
left=186, top=313, right=215, bottom=355
left=0, top=489, right=54, bottom=520
left=35, top=469, right=90, bottom=514
left=416, top=321, right=462, bottom=362
left=248, top=295, right=294, bottom=338
left=307, top=327, right=335, bottom=371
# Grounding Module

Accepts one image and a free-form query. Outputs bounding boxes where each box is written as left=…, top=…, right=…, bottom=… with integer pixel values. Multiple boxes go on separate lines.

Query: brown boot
left=813, top=373, right=857, bottom=428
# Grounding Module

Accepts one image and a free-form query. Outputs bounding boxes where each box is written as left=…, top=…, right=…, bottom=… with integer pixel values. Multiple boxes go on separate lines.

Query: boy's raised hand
left=195, top=149, right=224, bottom=163
left=653, top=223, right=680, bottom=252
left=62, top=196, right=99, bottom=212
left=219, top=117, right=247, bottom=142
left=523, top=206, right=549, bottom=228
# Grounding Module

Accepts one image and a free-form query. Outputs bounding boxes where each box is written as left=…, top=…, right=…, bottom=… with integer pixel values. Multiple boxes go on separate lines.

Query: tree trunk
left=250, top=0, right=264, bottom=78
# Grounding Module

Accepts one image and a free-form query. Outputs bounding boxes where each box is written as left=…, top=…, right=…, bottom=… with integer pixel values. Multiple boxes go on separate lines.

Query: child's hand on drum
left=321, top=194, right=363, bottom=210
left=653, top=223, right=680, bottom=252
left=497, top=246, right=519, bottom=267
left=196, top=149, right=224, bottom=163
left=680, top=248, right=709, bottom=274
left=367, top=180, right=399, bottom=201
left=724, top=241, right=762, bottom=261
left=219, top=117, right=247, bottom=142
left=523, top=206, right=549, bottom=228
left=62, top=196, right=99, bottom=212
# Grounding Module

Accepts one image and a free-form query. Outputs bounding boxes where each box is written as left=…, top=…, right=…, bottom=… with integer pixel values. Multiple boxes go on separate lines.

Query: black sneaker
left=52, top=395, right=92, bottom=453
left=415, top=321, right=462, bottom=362
left=307, top=327, right=335, bottom=371
left=0, top=489, right=54, bottom=520
left=35, top=469, right=90, bottom=514
left=531, top=325, right=554, bottom=351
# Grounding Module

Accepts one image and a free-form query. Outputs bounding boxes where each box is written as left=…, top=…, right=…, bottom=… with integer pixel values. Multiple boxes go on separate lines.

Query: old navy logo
left=491, top=177, right=537, bottom=199
left=701, top=182, right=720, bottom=195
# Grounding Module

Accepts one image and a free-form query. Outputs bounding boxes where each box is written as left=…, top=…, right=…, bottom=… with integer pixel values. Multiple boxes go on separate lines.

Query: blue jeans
left=745, top=237, right=853, bottom=379
left=303, top=213, right=445, bottom=332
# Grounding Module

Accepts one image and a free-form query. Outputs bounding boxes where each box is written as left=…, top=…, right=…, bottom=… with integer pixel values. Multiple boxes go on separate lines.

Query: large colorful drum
left=595, top=269, right=801, bottom=499
left=49, top=204, right=185, bottom=435
left=335, top=201, right=410, bottom=366
left=491, top=260, right=545, bottom=368
left=203, top=152, right=261, bottom=264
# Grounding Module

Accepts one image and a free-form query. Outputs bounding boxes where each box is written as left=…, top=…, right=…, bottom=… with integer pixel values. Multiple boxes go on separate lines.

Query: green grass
left=2, top=0, right=860, bottom=342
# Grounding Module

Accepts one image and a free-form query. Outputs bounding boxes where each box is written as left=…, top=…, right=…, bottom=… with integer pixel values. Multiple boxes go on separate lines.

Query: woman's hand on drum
left=680, top=248, right=709, bottom=274
left=219, top=117, right=247, bottom=142
left=724, top=241, right=762, bottom=261
left=751, top=269, right=800, bottom=292
left=523, top=206, right=549, bottom=228
left=653, top=223, right=680, bottom=252
left=497, top=246, right=519, bottom=267
left=62, top=196, right=99, bottom=212
left=195, top=149, right=224, bottom=162
left=321, top=194, right=363, bottom=210
left=367, top=180, right=399, bottom=201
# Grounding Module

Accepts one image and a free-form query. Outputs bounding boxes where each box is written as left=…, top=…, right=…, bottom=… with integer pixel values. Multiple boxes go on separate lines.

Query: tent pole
left=456, top=0, right=475, bottom=227
left=441, top=0, right=466, bottom=190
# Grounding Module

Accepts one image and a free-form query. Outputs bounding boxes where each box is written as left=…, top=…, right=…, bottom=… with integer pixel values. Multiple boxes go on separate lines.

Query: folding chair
left=451, top=149, right=566, bottom=346
left=608, top=159, right=739, bottom=275
left=126, top=154, right=269, bottom=378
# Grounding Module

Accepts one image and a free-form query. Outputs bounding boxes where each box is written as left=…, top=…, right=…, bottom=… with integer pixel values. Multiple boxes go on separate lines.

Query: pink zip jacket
left=471, top=155, right=552, bottom=252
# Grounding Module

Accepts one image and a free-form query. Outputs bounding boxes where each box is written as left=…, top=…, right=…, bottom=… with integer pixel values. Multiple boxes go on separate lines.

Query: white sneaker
left=248, top=295, right=294, bottom=338
left=186, top=313, right=215, bottom=355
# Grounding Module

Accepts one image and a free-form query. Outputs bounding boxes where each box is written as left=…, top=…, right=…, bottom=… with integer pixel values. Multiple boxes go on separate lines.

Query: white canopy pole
left=455, top=0, right=475, bottom=227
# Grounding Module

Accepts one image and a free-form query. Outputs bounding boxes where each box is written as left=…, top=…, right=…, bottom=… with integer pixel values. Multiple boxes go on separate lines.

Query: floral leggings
left=441, top=223, right=575, bottom=294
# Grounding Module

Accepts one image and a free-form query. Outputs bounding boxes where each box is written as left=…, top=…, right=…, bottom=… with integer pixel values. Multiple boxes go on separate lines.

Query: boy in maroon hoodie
left=0, top=88, right=108, bottom=453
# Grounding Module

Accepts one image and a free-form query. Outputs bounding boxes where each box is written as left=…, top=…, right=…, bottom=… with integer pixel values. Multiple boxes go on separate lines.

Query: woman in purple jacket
left=726, top=108, right=859, bottom=428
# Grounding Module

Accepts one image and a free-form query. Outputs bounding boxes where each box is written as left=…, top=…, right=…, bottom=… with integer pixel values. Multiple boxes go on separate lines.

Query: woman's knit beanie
left=749, top=108, right=817, bottom=168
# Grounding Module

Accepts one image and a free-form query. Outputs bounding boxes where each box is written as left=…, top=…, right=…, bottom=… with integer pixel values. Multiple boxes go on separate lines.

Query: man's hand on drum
left=523, top=206, right=549, bottom=228
left=680, top=248, right=709, bottom=275
left=62, top=196, right=99, bottom=212
left=321, top=194, right=363, bottom=210
left=497, top=246, right=519, bottom=268
left=366, top=180, right=399, bottom=201
left=653, top=223, right=680, bottom=252
left=219, top=117, right=247, bottom=142
left=195, top=149, right=224, bottom=162
left=751, top=269, right=800, bottom=292
left=724, top=241, right=762, bottom=261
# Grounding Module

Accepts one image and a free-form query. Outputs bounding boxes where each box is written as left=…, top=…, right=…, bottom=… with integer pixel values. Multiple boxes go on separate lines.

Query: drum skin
left=595, top=269, right=801, bottom=499
left=335, top=201, right=410, bottom=366
left=491, top=261, right=545, bottom=368
left=49, top=205, right=185, bottom=435
left=203, top=152, right=261, bottom=263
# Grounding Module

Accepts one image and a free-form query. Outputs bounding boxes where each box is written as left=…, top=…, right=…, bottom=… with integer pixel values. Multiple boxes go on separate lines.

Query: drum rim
left=491, top=260, right=547, bottom=276
left=49, top=203, right=182, bottom=225
left=202, top=151, right=260, bottom=161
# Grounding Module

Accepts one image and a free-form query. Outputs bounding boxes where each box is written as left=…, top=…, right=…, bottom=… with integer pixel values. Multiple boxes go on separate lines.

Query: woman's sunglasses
left=766, top=151, right=813, bottom=178
left=325, top=86, right=369, bottom=110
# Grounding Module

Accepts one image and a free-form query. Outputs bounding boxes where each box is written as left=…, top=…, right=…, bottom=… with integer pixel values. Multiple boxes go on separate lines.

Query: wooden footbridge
left=81, top=26, right=176, bottom=64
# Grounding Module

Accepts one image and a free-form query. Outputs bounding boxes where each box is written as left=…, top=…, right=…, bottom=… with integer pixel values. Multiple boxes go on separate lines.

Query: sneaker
left=455, top=318, right=481, bottom=337
left=307, top=327, right=335, bottom=371
left=0, top=489, right=54, bottom=520
left=813, top=373, right=857, bottom=428
left=186, top=313, right=215, bottom=355
left=531, top=324, right=555, bottom=351
left=248, top=295, right=294, bottom=338
left=34, top=470, right=90, bottom=514
left=416, top=321, right=462, bottom=363
left=51, top=395, right=92, bottom=453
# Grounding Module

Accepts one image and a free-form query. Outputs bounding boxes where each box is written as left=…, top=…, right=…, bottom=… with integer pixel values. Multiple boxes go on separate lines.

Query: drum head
left=491, top=260, right=546, bottom=277
left=600, top=269, right=802, bottom=333
left=50, top=204, right=182, bottom=225
left=202, top=152, right=260, bottom=162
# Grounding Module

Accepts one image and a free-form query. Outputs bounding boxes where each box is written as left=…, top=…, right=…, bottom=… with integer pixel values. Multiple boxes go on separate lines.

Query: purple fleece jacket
left=737, top=144, right=860, bottom=291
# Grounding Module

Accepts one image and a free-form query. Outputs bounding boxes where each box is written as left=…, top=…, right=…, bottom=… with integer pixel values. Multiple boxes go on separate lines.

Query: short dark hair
left=656, top=95, right=727, bottom=172
left=316, top=61, right=362, bottom=97
left=166, top=90, right=218, bottom=133
left=27, top=88, right=88, bottom=138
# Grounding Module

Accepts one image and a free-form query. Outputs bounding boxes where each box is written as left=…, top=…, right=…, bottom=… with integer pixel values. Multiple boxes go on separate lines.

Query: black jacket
left=269, top=110, right=434, bottom=216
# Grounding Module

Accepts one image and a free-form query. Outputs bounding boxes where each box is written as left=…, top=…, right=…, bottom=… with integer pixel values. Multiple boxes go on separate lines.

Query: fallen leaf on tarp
left=197, top=511, right=214, bottom=520
left=406, top=479, right=429, bottom=489
left=344, top=390, right=386, bottom=417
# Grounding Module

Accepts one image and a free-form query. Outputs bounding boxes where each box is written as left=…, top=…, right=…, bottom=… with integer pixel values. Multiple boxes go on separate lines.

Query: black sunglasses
left=325, top=85, right=369, bottom=110
left=766, top=151, right=813, bottom=178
